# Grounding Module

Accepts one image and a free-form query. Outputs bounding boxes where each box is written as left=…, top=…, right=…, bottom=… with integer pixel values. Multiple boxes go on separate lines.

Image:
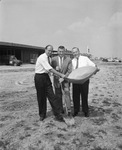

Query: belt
left=35, top=73, right=48, bottom=76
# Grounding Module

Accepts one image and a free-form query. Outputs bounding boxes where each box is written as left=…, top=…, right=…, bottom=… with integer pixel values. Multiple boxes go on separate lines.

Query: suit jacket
left=51, top=56, right=72, bottom=88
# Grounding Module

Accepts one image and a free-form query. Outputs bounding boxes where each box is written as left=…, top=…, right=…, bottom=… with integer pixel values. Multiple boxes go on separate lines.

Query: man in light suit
left=51, top=46, right=72, bottom=117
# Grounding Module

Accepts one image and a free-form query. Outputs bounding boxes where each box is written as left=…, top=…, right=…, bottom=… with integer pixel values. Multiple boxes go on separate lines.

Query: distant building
left=0, top=41, right=45, bottom=65
left=52, top=49, right=73, bottom=58
left=0, top=42, right=97, bottom=65
left=0, top=42, right=75, bottom=65
left=86, top=46, right=90, bottom=54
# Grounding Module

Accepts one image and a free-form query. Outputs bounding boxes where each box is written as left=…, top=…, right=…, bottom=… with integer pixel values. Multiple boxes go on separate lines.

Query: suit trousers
left=34, top=73, right=61, bottom=117
left=72, top=79, right=89, bottom=114
left=55, top=87, right=63, bottom=112
left=54, top=82, right=71, bottom=113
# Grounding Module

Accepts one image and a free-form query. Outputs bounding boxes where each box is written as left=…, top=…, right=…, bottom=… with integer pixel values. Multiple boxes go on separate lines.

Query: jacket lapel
left=57, top=57, right=60, bottom=67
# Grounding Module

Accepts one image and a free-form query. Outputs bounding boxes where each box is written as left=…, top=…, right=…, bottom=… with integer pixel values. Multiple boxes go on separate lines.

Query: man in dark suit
left=51, top=46, right=72, bottom=117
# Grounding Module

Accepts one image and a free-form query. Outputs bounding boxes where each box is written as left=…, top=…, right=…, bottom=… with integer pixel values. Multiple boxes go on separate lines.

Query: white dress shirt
left=72, top=55, right=95, bottom=70
left=35, top=53, right=52, bottom=74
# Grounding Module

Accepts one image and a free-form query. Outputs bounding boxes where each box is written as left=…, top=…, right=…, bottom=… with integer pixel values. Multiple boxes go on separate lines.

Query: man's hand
left=61, top=74, right=66, bottom=78
left=94, top=67, right=100, bottom=74
left=96, top=67, right=100, bottom=72
left=59, top=78, right=64, bottom=83
left=56, top=66, right=60, bottom=71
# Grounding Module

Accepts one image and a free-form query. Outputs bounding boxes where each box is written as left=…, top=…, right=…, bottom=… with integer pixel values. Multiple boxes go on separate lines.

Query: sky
left=0, top=0, right=122, bottom=57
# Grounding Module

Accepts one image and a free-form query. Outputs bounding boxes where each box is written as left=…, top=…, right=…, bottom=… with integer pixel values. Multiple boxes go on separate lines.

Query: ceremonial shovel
left=60, top=79, right=75, bottom=126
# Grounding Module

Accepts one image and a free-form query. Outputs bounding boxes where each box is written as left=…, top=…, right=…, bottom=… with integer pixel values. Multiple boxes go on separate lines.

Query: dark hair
left=45, top=45, right=53, bottom=50
left=72, top=47, right=79, bottom=52
left=58, top=46, right=65, bottom=50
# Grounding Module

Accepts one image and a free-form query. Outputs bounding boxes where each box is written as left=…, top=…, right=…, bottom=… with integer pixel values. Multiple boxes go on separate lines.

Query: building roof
left=0, top=41, right=45, bottom=50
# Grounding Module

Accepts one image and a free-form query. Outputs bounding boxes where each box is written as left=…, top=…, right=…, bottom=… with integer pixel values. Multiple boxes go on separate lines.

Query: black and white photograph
left=0, top=0, right=122, bottom=150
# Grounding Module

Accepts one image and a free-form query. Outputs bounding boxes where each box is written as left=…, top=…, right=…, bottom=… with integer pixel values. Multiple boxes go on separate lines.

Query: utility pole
left=87, top=46, right=90, bottom=54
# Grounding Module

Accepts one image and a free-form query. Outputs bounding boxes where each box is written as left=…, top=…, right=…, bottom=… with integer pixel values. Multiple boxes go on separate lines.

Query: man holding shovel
left=51, top=46, right=73, bottom=118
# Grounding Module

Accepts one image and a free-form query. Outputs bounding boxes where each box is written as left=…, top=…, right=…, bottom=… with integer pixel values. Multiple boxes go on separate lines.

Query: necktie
left=75, top=58, right=79, bottom=69
left=60, top=57, right=63, bottom=69
left=48, top=57, right=52, bottom=76
left=48, top=57, right=51, bottom=65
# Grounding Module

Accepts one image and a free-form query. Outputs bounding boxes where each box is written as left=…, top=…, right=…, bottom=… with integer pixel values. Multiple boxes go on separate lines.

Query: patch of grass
left=91, top=146, right=111, bottom=150
left=33, top=122, right=40, bottom=127
left=54, top=144, right=62, bottom=150
left=104, top=108, right=113, bottom=114
left=19, top=136, right=25, bottom=140
left=56, top=141, right=66, bottom=146
left=1, top=101, right=29, bottom=111
left=98, top=130, right=107, bottom=135
left=118, top=144, right=122, bottom=149
left=82, top=132, right=95, bottom=139
left=25, top=126, right=32, bottom=130
left=112, top=102, right=122, bottom=107
left=102, top=100, right=111, bottom=106
left=0, top=140, right=7, bottom=149
left=28, top=145, right=43, bottom=150
left=14, top=120, right=25, bottom=128
left=111, top=113, right=120, bottom=122
left=115, top=126, right=122, bottom=130
left=57, top=127, right=67, bottom=132
left=0, top=115, right=15, bottom=121
left=57, top=133, right=63, bottom=138
left=91, top=117, right=107, bottom=125
left=0, top=123, right=4, bottom=127
left=45, top=122, right=56, bottom=128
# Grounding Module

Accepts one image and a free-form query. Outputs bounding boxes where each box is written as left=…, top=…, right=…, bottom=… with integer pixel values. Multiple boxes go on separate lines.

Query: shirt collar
left=44, top=53, right=48, bottom=57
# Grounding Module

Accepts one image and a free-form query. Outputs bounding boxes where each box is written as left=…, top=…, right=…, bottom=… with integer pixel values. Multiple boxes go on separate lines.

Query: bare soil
left=0, top=62, right=122, bottom=150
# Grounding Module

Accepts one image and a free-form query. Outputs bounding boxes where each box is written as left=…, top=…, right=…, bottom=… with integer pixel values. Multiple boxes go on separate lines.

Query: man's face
left=58, top=48, right=65, bottom=58
left=45, top=46, right=53, bottom=57
left=72, top=48, right=79, bottom=59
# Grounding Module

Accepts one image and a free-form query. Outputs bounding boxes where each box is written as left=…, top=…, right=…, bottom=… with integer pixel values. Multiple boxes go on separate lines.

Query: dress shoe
left=73, top=112, right=78, bottom=117
left=40, top=116, right=46, bottom=121
left=55, top=116, right=65, bottom=122
left=84, top=112, right=89, bottom=117
left=68, top=112, right=72, bottom=117
left=61, top=110, right=64, bottom=114
left=68, top=112, right=74, bottom=120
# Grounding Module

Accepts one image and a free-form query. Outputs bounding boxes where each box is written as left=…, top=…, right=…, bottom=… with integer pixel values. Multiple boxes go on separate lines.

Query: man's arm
left=41, top=58, right=65, bottom=78
left=65, top=59, right=72, bottom=77
left=86, top=57, right=96, bottom=67
left=86, top=57, right=100, bottom=74
left=49, top=68, right=65, bottom=78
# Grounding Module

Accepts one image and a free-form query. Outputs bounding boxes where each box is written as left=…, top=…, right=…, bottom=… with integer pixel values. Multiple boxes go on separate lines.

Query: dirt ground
left=0, top=62, right=122, bottom=150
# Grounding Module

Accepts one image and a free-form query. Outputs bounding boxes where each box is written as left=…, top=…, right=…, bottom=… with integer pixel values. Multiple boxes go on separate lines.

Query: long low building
left=1, top=42, right=92, bottom=65
left=0, top=41, right=45, bottom=65
left=0, top=42, right=74, bottom=65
